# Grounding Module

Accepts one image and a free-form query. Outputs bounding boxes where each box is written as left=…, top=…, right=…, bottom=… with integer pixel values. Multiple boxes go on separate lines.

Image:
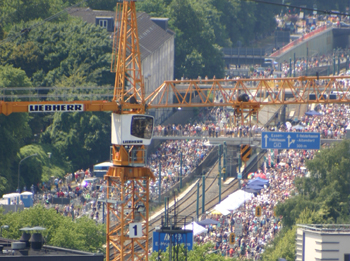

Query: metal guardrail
left=270, top=24, right=330, bottom=57
left=0, top=86, right=114, bottom=102
left=297, top=224, right=350, bottom=232
left=223, top=47, right=266, bottom=57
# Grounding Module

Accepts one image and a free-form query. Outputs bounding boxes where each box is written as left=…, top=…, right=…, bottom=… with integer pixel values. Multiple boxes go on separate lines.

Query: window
left=99, top=20, right=107, bottom=28
left=130, top=116, right=153, bottom=139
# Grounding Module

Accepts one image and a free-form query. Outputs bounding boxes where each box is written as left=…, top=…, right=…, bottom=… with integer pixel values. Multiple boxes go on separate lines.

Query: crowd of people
left=279, top=48, right=350, bottom=77
left=191, top=103, right=350, bottom=259
left=152, top=105, right=350, bottom=141
left=194, top=148, right=314, bottom=259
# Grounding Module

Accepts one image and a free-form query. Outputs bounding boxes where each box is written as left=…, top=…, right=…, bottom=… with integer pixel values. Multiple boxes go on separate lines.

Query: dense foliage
left=150, top=242, right=247, bottom=261
left=0, top=18, right=114, bottom=86
left=0, top=205, right=105, bottom=252
left=0, top=0, right=347, bottom=196
left=137, top=0, right=278, bottom=79
left=261, top=140, right=350, bottom=260
left=285, top=0, right=346, bottom=14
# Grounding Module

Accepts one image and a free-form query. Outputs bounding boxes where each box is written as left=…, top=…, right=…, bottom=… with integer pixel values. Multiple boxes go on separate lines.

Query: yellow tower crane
left=2, top=1, right=350, bottom=261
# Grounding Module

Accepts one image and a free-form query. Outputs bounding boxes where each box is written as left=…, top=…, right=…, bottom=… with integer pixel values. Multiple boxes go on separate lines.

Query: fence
left=223, top=48, right=266, bottom=57
left=0, top=205, right=25, bottom=214
left=270, top=25, right=330, bottom=57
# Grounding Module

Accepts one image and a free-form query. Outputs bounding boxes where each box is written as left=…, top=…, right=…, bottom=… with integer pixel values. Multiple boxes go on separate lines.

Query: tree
left=50, top=216, right=105, bottom=252
left=275, top=195, right=318, bottom=228
left=150, top=242, right=242, bottom=261
left=0, top=205, right=105, bottom=252
left=262, top=208, right=326, bottom=261
left=262, top=226, right=296, bottom=261
left=18, top=144, right=72, bottom=186
left=0, top=65, right=32, bottom=194
left=136, top=0, right=168, bottom=17
left=168, top=0, right=224, bottom=79
left=85, top=0, right=117, bottom=11
left=264, top=141, right=350, bottom=261
left=0, top=0, right=69, bottom=29
left=276, top=141, right=350, bottom=228
left=0, top=64, right=32, bottom=87
left=40, top=111, right=111, bottom=171
left=1, top=17, right=114, bottom=86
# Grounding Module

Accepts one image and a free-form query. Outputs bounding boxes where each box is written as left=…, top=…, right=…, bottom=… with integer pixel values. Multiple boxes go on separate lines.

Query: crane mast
left=106, top=1, right=154, bottom=261
left=1, top=1, right=350, bottom=260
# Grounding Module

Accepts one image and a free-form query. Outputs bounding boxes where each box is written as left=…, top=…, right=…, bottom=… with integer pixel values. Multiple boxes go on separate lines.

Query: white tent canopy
left=213, top=190, right=253, bottom=215
left=183, top=222, right=207, bottom=236
left=94, top=162, right=113, bottom=167
left=2, top=193, right=20, bottom=199
left=21, top=191, right=33, bottom=196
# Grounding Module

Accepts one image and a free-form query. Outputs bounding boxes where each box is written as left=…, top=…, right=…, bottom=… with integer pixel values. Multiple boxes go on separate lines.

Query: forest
left=0, top=0, right=345, bottom=195
left=0, top=0, right=280, bottom=195
left=1, top=141, right=349, bottom=260
left=0, top=0, right=347, bottom=212
left=0, top=0, right=348, bottom=258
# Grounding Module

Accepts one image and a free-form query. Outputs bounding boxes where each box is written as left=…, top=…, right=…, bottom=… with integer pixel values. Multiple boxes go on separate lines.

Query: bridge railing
left=223, top=47, right=266, bottom=57
left=0, top=86, right=114, bottom=102
left=152, top=128, right=345, bottom=140
left=270, top=24, right=330, bottom=58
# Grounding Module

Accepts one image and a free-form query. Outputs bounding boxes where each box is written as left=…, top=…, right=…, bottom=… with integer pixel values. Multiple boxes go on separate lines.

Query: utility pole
left=180, top=152, right=183, bottom=189
left=218, top=144, right=222, bottom=203
left=18, top=153, right=37, bottom=191
left=306, top=46, right=308, bottom=76
left=289, top=58, right=292, bottom=77
left=202, top=175, right=205, bottom=214
left=223, top=141, right=227, bottom=181
left=293, top=53, right=296, bottom=77
left=196, top=182, right=199, bottom=219
left=158, top=162, right=161, bottom=204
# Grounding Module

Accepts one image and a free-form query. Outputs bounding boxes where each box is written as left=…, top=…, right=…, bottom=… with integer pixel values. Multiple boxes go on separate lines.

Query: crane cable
left=244, top=0, right=350, bottom=17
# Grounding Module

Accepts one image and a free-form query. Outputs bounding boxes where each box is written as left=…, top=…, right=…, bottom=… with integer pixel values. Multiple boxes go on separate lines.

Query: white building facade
left=296, top=224, right=350, bottom=261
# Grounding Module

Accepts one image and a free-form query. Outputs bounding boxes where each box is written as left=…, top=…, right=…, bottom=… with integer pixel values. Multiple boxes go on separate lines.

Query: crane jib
left=28, top=104, right=84, bottom=113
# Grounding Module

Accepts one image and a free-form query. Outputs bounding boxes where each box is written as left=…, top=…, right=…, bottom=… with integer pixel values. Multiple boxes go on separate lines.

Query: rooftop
left=0, top=237, right=104, bottom=260
left=297, top=224, right=350, bottom=234
left=69, top=7, right=174, bottom=60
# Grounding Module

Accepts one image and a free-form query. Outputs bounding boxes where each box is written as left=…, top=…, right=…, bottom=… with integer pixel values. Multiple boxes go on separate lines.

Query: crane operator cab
left=111, top=113, right=154, bottom=166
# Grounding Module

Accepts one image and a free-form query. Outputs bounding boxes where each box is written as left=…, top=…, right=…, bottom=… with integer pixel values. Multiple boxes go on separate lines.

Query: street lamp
left=47, top=152, right=52, bottom=162
left=18, top=153, right=38, bottom=191
left=1, top=225, right=9, bottom=237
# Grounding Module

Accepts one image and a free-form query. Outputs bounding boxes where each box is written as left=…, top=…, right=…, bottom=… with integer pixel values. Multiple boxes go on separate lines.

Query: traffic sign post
left=261, top=132, right=320, bottom=150
left=153, top=231, right=193, bottom=252
left=129, top=222, right=142, bottom=238
left=235, top=217, right=243, bottom=236
left=255, top=206, right=262, bottom=217
left=229, top=233, right=235, bottom=245
left=235, top=227, right=242, bottom=236
left=241, top=145, right=252, bottom=162
left=235, top=217, right=242, bottom=227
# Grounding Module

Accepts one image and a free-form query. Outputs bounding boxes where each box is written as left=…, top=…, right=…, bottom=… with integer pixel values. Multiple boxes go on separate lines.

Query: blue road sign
left=153, top=231, right=193, bottom=252
left=261, top=132, right=320, bottom=150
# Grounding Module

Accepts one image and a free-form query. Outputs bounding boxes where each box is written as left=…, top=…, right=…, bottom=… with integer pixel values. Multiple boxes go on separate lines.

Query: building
left=296, top=224, right=350, bottom=261
left=0, top=235, right=103, bottom=261
left=69, top=8, right=175, bottom=124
